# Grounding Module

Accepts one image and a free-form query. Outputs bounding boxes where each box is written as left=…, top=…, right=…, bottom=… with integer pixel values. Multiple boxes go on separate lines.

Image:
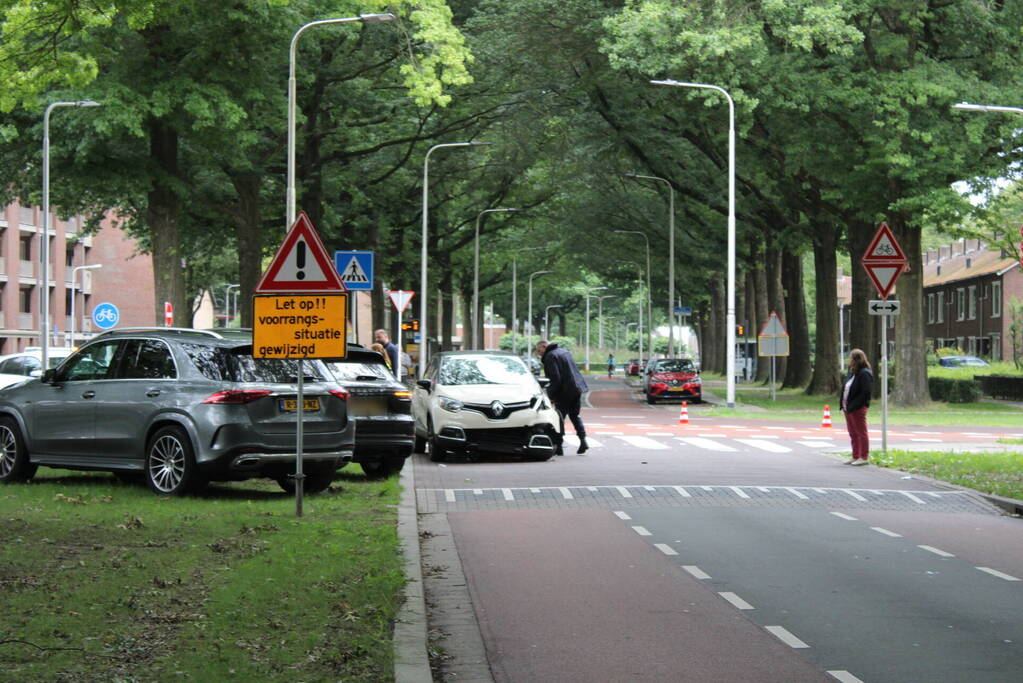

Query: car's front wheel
left=0, top=417, right=36, bottom=483
left=145, top=426, right=205, bottom=496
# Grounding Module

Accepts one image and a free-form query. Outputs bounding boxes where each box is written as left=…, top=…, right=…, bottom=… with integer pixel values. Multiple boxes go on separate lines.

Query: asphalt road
left=417, top=378, right=1023, bottom=682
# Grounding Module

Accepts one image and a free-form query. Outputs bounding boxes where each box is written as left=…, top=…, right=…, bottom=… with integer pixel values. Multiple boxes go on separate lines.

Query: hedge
left=927, top=377, right=981, bottom=403
left=975, top=375, right=1023, bottom=401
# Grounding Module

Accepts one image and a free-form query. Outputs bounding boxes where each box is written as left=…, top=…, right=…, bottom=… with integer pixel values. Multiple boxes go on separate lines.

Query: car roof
left=436, top=350, right=518, bottom=358
left=91, top=327, right=250, bottom=348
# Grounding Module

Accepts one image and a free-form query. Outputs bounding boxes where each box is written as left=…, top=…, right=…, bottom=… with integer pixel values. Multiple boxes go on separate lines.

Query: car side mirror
left=416, top=379, right=432, bottom=392
left=537, top=376, right=551, bottom=388
left=29, top=369, right=42, bottom=378
left=41, top=369, right=57, bottom=384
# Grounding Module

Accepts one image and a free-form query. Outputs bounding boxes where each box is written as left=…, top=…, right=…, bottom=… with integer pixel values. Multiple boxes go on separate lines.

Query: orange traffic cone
left=678, top=401, right=689, bottom=425
left=821, top=404, right=833, bottom=429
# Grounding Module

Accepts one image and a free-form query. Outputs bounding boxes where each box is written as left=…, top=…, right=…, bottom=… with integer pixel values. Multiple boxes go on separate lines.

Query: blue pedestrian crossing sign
left=334, top=251, right=374, bottom=291
left=92, top=302, right=120, bottom=330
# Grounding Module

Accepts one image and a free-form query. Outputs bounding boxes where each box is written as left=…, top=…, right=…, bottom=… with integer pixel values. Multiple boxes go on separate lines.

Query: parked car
left=643, top=357, right=702, bottom=404
left=521, top=355, right=543, bottom=376
left=0, top=347, right=75, bottom=389
left=323, top=344, right=414, bottom=478
left=627, top=358, right=643, bottom=376
left=0, top=328, right=355, bottom=495
left=412, top=351, right=559, bottom=462
left=938, top=355, right=990, bottom=368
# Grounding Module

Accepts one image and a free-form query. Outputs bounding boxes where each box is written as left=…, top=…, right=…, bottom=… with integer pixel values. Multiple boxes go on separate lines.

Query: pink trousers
left=844, top=407, right=869, bottom=460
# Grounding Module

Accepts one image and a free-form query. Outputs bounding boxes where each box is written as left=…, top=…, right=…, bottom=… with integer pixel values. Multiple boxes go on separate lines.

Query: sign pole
left=770, top=356, right=776, bottom=402
left=881, top=315, right=888, bottom=455
left=396, top=307, right=403, bottom=380
left=296, top=371, right=304, bottom=517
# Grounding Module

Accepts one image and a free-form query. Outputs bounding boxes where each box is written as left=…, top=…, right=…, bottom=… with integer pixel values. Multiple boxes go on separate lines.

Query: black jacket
left=840, top=367, right=874, bottom=413
left=541, top=343, right=588, bottom=401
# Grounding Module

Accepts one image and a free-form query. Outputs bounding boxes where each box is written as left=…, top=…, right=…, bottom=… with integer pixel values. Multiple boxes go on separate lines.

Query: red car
left=627, top=359, right=643, bottom=376
left=644, top=358, right=701, bottom=404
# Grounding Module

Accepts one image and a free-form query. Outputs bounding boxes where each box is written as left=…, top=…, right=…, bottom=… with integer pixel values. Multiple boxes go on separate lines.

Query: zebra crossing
left=564, top=433, right=833, bottom=453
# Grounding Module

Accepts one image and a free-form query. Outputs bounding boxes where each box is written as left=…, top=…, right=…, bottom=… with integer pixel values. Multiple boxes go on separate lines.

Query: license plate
left=279, top=398, right=320, bottom=412
left=351, top=397, right=388, bottom=417
left=669, top=387, right=687, bottom=392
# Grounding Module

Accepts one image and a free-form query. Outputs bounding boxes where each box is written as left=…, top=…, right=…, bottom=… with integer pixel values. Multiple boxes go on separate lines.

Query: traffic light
left=736, top=324, right=745, bottom=337
left=401, top=319, right=420, bottom=332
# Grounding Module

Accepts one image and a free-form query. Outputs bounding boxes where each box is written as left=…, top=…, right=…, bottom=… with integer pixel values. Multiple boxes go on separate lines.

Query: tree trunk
left=782, top=250, right=811, bottom=388
left=892, top=218, right=928, bottom=406
left=147, top=120, right=186, bottom=326
left=847, top=218, right=880, bottom=393
left=708, top=279, right=725, bottom=374
left=230, top=173, right=263, bottom=329
left=806, top=226, right=842, bottom=395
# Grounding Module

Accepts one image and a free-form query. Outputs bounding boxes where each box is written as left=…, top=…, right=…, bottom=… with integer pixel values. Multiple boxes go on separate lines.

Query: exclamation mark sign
left=295, top=240, right=306, bottom=280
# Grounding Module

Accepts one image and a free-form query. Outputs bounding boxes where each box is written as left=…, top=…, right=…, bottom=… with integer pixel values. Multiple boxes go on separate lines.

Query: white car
left=412, top=351, right=559, bottom=462
left=0, top=347, right=75, bottom=389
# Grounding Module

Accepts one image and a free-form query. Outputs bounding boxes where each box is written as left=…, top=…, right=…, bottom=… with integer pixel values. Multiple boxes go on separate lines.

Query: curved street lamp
left=473, top=207, right=518, bottom=349
left=651, top=79, right=736, bottom=408
left=614, top=229, right=652, bottom=359
left=544, top=304, right=562, bottom=340
left=68, top=263, right=102, bottom=348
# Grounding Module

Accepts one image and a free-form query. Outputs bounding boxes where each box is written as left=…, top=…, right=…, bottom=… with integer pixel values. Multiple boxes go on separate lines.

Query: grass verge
left=873, top=449, right=1023, bottom=501
left=0, top=466, right=403, bottom=682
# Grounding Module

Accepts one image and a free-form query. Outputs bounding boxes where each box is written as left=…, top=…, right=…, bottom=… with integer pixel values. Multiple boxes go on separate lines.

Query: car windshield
left=656, top=359, right=695, bottom=373
left=326, top=361, right=392, bottom=381
left=183, top=343, right=329, bottom=383
left=439, top=355, right=531, bottom=386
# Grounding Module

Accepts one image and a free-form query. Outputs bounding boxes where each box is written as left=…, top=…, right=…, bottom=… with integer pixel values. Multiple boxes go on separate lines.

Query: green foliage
left=1010, top=297, right=1023, bottom=371
left=874, top=449, right=1023, bottom=501
left=927, top=376, right=980, bottom=403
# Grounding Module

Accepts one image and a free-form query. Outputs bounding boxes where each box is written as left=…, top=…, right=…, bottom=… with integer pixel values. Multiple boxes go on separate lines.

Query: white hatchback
left=0, top=347, right=75, bottom=390
left=412, top=351, right=559, bottom=462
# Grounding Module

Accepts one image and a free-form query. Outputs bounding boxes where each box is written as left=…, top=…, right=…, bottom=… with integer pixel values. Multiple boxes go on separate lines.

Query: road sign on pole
left=861, top=221, right=908, bottom=300
left=387, top=291, right=415, bottom=380
left=92, top=302, right=120, bottom=330
left=335, top=251, right=374, bottom=291
left=256, top=212, right=347, bottom=293
left=868, top=299, right=901, bottom=316
left=164, top=301, right=173, bottom=327
left=757, top=311, right=789, bottom=402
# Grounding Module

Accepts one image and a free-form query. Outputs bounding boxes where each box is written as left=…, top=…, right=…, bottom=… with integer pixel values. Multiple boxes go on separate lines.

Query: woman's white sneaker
left=850, top=459, right=869, bottom=466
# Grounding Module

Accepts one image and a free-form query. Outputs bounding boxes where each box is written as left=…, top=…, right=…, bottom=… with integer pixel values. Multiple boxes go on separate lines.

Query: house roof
left=924, top=247, right=1019, bottom=287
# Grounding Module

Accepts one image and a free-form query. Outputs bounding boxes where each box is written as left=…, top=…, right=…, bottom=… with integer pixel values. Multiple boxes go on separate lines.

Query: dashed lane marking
left=976, top=567, right=1021, bottom=582
left=842, top=490, right=868, bottom=502
left=718, top=592, right=755, bottom=610
left=828, top=671, right=865, bottom=683
left=871, top=527, right=902, bottom=538
left=831, top=512, right=858, bottom=521
left=730, top=486, right=751, bottom=499
left=613, top=511, right=631, bottom=520
left=766, top=625, right=810, bottom=649
left=901, top=491, right=927, bottom=504
left=654, top=543, right=678, bottom=556
left=615, top=486, right=633, bottom=499
left=632, top=526, right=652, bottom=536
left=919, top=545, right=955, bottom=558
left=502, top=488, right=514, bottom=501
left=682, top=565, right=711, bottom=579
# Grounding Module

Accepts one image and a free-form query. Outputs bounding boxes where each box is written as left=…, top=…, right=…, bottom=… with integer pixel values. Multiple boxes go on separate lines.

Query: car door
left=91, top=338, right=179, bottom=459
left=411, top=357, right=438, bottom=435
left=31, top=340, right=123, bottom=457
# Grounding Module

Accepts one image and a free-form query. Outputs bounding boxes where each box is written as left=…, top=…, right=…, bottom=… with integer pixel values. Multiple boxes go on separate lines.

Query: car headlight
left=438, top=396, right=463, bottom=412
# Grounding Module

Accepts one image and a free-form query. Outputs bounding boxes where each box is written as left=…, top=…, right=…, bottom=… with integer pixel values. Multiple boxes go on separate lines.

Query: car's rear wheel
left=645, top=394, right=657, bottom=405
left=0, top=417, right=36, bottom=483
left=361, top=458, right=406, bottom=479
left=145, top=426, right=205, bottom=496
left=414, top=433, right=427, bottom=454
left=275, top=469, right=335, bottom=494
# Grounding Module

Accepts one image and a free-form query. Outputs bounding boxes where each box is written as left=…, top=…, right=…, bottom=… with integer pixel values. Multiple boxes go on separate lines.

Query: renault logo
left=490, top=401, right=505, bottom=418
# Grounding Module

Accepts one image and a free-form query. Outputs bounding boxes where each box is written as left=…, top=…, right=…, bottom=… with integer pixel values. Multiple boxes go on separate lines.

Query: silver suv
left=0, top=328, right=355, bottom=495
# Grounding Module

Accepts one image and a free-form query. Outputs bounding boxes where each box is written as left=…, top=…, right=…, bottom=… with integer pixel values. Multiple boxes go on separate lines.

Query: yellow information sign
left=253, top=293, right=348, bottom=359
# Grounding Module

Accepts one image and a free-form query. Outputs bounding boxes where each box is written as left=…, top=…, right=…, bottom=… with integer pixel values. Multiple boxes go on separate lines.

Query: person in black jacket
left=839, top=348, right=874, bottom=465
left=536, top=340, right=589, bottom=455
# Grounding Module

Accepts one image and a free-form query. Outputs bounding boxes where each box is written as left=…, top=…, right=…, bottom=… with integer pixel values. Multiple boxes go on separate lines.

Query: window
left=968, top=285, right=977, bottom=320
left=19, top=286, right=32, bottom=313
left=121, top=339, right=177, bottom=379
left=66, top=246, right=75, bottom=268
left=58, top=341, right=122, bottom=381
left=927, top=293, right=934, bottom=324
left=19, top=234, right=32, bottom=261
left=991, top=281, right=1002, bottom=318
left=936, top=291, right=944, bottom=323
left=956, top=288, right=966, bottom=321
left=65, top=289, right=73, bottom=312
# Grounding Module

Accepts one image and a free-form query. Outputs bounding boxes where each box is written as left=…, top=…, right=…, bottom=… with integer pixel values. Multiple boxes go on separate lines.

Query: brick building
left=0, top=200, right=155, bottom=354
left=923, top=238, right=1022, bottom=361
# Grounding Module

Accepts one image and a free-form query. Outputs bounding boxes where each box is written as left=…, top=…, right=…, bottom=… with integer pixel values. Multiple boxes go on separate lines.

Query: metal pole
left=838, top=298, right=845, bottom=372
left=881, top=315, right=888, bottom=455
left=545, top=305, right=561, bottom=341
left=771, top=356, right=776, bottom=402
left=585, top=294, right=591, bottom=372
left=651, top=79, right=736, bottom=408
left=396, top=307, right=403, bottom=380
left=512, top=258, right=517, bottom=357
left=528, top=270, right=552, bottom=349
left=69, top=264, right=102, bottom=348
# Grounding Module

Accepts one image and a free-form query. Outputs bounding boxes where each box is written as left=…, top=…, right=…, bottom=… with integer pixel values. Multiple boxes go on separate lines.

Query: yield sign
left=758, top=311, right=788, bottom=337
left=862, top=222, right=908, bottom=262
left=388, top=290, right=415, bottom=313
left=256, top=212, right=346, bottom=293
left=863, top=263, right=903, bottom=300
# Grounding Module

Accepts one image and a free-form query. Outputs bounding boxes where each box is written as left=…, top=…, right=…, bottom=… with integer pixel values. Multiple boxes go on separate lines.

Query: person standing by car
left=840, top=348, right=874, bottom=466
left=374, top=329, right=400, bottom=378
left=370, top=343, right=392, bottom=371
left=536, top=340, right=589, bottom=455
left=607, top=353, right=615, bottom=378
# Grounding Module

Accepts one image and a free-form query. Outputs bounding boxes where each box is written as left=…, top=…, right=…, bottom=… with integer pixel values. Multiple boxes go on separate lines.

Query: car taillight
left=202, top=390, right=273, bottom=404
left=392, top=390, right=412, bottom=399
left=329, top=389, right=349, bottom=401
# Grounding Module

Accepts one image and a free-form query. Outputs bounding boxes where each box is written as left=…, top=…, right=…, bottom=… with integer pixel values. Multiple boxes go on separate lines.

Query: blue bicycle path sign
left=92, top=302, right=120, bottom=330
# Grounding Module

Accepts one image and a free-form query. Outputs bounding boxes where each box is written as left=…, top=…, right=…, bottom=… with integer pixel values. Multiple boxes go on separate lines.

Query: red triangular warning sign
left=861, top=222, right=908, bottom=263
left=255, top=212, right=346, bottom=293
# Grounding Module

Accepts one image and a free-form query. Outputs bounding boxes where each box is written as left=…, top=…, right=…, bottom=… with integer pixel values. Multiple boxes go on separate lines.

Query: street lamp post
left=614, top=230, right=652, bottom=359
left=624, top=261, right=644, bottom=365
left=419, top=142, right=490, bottom=374
left=511, top=246, right=546, bottom=358
left=626, top=322, right=638, bottom=361
left=527, top=270, right=553, bottom=352
left=575, top=286, right=607, bottom=372
left=287, top=13, right=394, bottom=226
left=623, top=173, right=676, bottom=355
left=952, top=102, right=1023, bottom=115
left=597, top=295, right=616, bottom=349
left=68, top=263, right=102, bottom=348
left=651, top=79, right=736, bottom=407
left=224, top=284, right=240, bottom=327
left=42, top=100, right=101, bottom=370
left=544, top=304, right=562, bottom=340
left=473, top=207, right=517, bottom=349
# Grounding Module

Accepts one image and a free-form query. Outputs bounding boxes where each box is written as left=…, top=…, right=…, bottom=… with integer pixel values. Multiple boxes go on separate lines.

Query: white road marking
left=919, top=545, right=955, bottom=558
left=682, top=565, right=711, bottom=579
left=813, top=488, right=828, bottom=494
left=785, top=487, right=810, bottom=500
left=676, top=437, right=738, bottom=452
left=473, top=489, right=483, bottom=495
left=871, top=527, right=902, bottom=538
left=976, top=567, right=1021, bottom=582
left=595, top=431, right=624, bottom=436
left=616, top=486, right=633, bottom=498
left=735, top=439, right=792, bottom=453
left=628, top=423, right=651, bottom=427
left=502, top=488, right=514, bottom=501
left=615, top=435, right=670, bottom=450
left=530, top=488, right=541, bottom=493
left=654, top=543, right=678, bottom=556
left=748, top=434, right=781, bottom=439
left=730, top=486, right=751, bottom=499
left=926, top=492, right=942, bottom=498
left=828, top=671, right=865, bottom=683
left=718, top=425, right=746, bottom=429
left=445, top=490, right=456, bottom=502
left=646, top=432, right=674, bottom=436
left=558, top=487, right=574, bottom=500
left=870, top=490, right=884, bottom=495
left=690, top=433, right=727, bottom=437
left=911, top=438, right=943, bottom=443
left=911, top=431, right=942, bottom=435
left=831, top=512, right=858, bottom=521
left=701, top=486, right=713, bottom=491
left=766, top=625, right=810, bottom=649
left=587, top=486, right=598, bottom=492
left=613, top=511, right=631, bottom=520
left=799, top=440, right=838, bottom=448
left=900, top=491, right=927, bottom=504
left=644, top=486, right=656, bottom=492
left=802, top=436, right=833, bottom=440
left=599, top=415, right=646, bottom=418
left=766, top=426, right=793, bottom=430
left=757, top=487, right=771, bottom=492
left=673, top=486, right=691, bottom=498
left=632, top=526, right=652, bottom=536
left=719, top=592, right=755, bottom=610
left=842, top=490, right=868, bottom=502
left=564, top=435, right=604, bottom=448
